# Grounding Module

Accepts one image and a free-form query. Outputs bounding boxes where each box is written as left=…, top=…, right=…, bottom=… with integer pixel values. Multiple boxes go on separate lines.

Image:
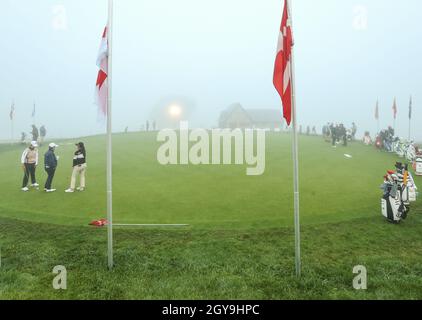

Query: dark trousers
left=332, top=135, right=337, bottom=146
left=45, top=167, right=56, bottom=190
left=22, top=163, right=37, bottom=187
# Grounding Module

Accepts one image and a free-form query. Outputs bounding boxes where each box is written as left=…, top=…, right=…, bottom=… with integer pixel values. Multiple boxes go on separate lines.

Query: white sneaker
left=46, top=189, right=56, bottom=193
left=77, top=187, right=85, bottom=192
left=65, top=188, right=74, bottom=193
left=31, top=183, right=39, bottom=187
left=21, top=187, right=29, bottom=192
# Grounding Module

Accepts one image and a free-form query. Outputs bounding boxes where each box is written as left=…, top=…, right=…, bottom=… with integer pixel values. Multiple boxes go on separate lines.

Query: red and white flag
left=96, top=26, right=108, bottom=117
left=273, top=0, right=293, bottom=126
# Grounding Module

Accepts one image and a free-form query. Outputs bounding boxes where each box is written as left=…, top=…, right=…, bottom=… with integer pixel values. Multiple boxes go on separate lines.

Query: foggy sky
left=1, top=0, right=421, bottom=141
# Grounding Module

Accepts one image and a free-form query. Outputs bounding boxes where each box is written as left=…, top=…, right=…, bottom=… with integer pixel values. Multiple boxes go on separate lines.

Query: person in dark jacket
left=330, top=123, right=337, bottom=147
left=39, top=125, right=47, bottom=146
left=31, top=125, right=39, bottom=142
left=65, top=142, right=87, bottom=193
left=338, top=123, right=347, bottom=146
left=44, top=143, right=59, bottom=192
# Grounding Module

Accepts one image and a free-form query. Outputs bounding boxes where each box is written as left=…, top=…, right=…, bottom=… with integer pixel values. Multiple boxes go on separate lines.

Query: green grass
left=0, top=133, right=421, bottom=299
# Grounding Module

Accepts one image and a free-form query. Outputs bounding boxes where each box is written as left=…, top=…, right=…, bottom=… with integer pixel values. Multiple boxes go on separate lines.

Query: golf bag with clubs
left=414, top=150, right=422, bottom=176
left=381, top=163, right=418, bottom=223
left=405, top=142, right=417, bottom=162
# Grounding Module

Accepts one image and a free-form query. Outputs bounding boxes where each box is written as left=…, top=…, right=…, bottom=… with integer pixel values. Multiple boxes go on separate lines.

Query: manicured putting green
left=0, top=132, right=419, bottom=229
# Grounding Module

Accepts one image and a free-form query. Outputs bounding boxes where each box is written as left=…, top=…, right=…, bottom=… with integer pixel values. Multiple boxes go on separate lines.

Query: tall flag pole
left=273, top=0, right=301, bottom=277
left=31, top=102, right=36, bottom=124
left=392, top=97, right=397, bottom=133
left=375, top=100, right=379, bottom=134
left=96, top=0, right=113, bottom=269
left=10, top=100, right=15, bottom=143
left=106, top=0, right=114, bottom=270
left=408, top=95, right=412, bottom=141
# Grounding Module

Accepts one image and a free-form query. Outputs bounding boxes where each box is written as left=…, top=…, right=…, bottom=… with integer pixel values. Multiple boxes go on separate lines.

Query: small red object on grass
left=89, top=219, right=108, bottom=227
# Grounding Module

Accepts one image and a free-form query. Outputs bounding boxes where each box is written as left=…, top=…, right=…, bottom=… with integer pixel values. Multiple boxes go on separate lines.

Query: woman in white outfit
left=65, top=142, right=87, bottom=193
left=21, top=141, right=39, bottom=191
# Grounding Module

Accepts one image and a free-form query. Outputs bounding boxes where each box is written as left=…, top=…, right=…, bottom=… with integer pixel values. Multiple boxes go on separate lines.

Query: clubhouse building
left=218, top=103, right=283, bottom=130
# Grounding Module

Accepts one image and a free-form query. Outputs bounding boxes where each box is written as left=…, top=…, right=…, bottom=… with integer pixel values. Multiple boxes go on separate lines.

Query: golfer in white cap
left=44, top=143, right=59, bottom=192
left=21, top=141, right=39, bottom=191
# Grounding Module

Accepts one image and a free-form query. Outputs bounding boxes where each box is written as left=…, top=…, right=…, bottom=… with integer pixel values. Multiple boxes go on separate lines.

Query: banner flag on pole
left=392, top=98, right=397, bottom=119
left=10, top=101, right=15, bottom=120
left=96, top=26, right=109, bottom=117
left=409, top=96, right=412, bottom=120
left=273, top=0, right=293, bottom=126
left=31, top=102, right=36, bottom=119
left=375, top=100, right=379, bottom=120
left=273, top=0, right=301, bottom=277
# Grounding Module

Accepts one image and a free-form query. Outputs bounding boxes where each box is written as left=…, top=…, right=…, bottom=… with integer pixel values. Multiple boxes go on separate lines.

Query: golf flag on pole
left=9, top=101, right=15, bottom=120
left=273, top=0, right=293, bottom=125
left=96, top=26, right=108, bottom=117
left=273, top=0, right=301, bottom=277
left=105, top=0, right=114, bottom=270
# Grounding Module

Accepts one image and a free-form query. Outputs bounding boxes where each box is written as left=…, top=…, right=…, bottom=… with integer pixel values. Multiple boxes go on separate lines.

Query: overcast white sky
left=1, top=0, right=421, bottom=140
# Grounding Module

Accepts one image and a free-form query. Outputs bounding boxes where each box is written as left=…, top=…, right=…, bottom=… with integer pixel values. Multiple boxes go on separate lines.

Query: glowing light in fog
left=168, top=104, right=182, bottom=118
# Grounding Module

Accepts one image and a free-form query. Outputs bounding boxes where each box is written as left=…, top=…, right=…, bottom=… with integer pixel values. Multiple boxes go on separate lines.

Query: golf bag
left=375, top=136, right=383, bottom=149
left=415, top=152, right=422, bottom=176
left=363, top=135, right=372, bottom=146
left=391, top=137, right=400, bottom=153
left=406, top=143, right=416, bottom=162
left=380, top=163, right=417, bottom=223
left=395, top=139, right=406, bottom=157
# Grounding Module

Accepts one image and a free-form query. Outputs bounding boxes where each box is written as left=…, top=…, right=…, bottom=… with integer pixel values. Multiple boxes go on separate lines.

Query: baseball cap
left=30, top=141, right=38, bottom=147
left=49, top=143, right=59, bottom=148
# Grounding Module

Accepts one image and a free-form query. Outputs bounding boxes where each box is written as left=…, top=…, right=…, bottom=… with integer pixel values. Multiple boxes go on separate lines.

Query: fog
left=1, top=0, right=421, bottom=141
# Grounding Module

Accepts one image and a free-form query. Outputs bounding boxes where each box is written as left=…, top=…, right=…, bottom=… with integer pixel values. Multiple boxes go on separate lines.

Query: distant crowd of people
left=20, top=140, right=87, bottom=193
left=21, top=124, right=47, bottom=146
left=298, top=125, right=318, bottom=136
left=374, top=126, right=395, bottom=151
left=321, top=122, right=357, bottom=147
left=141, top=120, right=157, bottom=132
left=125, top=120, right=158, bottom=133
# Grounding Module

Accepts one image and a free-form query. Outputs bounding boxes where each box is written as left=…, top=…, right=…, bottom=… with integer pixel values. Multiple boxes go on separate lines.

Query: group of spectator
left=21, top=125, right=47, bottom=146
left=375, top=126, right=395, bottom=151
left=298, top=126, right=318, bottom=136
left=322, top=122, right=357, bottom=147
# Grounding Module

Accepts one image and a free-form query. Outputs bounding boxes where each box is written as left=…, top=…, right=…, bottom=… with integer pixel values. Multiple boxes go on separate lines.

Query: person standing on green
left=21, top=141, right=39, bottom=192
left=65, top=142, right=87, bottom=193
left=44, top=143, right=59, bottom=193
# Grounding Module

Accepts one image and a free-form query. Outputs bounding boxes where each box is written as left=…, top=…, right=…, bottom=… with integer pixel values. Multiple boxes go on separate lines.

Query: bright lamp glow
left=168, top=104, right=182, bottom=118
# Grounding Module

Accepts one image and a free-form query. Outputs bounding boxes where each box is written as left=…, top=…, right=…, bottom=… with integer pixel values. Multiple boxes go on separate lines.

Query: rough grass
left=0, top=214, right=421, bottom=299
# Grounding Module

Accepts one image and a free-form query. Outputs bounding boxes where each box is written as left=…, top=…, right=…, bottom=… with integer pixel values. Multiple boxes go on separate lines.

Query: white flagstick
left=287, top=0, right=301, bottom=277
left=107, top=0, right=114, bottom=269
